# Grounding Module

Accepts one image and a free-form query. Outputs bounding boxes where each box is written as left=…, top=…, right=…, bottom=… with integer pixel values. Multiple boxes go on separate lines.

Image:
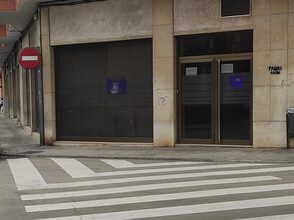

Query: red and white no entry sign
left=18, top=47, right=41, bottom=69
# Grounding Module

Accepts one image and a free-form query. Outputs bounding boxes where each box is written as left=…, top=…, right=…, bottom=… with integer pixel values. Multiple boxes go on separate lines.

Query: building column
left=12, top=69, right=17, bottom=118
left=9, top=70, right=13, bottom=117
left=19, top=66, right=28, bottom=127
left=152, top=0, right=176, bottom=147
left=16, top=67, right=20, bottom=122
left=252, top=0, right=289, bottom=147
left=41, top=7, right=56, bottom=144
left=4, top=71, right=8, bottom=115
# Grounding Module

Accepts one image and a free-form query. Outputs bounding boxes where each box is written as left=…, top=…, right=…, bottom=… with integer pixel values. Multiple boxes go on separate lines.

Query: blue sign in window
left=107, top=79, right=126, bottom=95
left=229, top=75, right=244, bottom=89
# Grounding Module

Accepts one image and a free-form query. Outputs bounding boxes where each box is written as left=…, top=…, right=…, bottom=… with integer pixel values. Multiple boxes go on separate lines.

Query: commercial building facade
left=1, top=0, right=294, bottom=148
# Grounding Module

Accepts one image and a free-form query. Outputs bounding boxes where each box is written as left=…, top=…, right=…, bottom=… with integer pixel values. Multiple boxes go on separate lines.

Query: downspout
left=37, top=8, right=45, bottom=146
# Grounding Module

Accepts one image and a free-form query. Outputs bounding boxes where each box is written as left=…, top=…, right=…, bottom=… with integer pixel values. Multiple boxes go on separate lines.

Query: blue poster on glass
left=229, top=75, right=244, bottom=89
left=107, top=79, right=126, bottom=95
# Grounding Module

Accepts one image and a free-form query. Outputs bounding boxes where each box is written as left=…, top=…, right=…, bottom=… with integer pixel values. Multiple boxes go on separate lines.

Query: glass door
left=179, top=56, right=252, bottom=145
left=180, top=61, right=214, bottom=142
left=219, top=59, right=251, bottom=142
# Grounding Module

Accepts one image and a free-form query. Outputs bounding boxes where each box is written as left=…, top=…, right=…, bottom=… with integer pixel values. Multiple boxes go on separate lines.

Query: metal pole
left=37, top=67, right=45, bottom=146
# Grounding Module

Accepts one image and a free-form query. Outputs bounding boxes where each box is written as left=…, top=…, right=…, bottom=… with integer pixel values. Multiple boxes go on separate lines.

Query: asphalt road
left=2, top=157, right=294, bottom=219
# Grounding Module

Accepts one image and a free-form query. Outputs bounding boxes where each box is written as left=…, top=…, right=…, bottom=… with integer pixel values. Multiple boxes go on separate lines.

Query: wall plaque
left=269, top=66, right=282, bottom=74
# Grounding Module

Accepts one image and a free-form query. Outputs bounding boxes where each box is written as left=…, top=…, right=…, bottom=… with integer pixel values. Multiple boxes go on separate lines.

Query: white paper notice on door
left=221, top=64, right=234, bottom=73
left=186, top=67, right=197, bottom=76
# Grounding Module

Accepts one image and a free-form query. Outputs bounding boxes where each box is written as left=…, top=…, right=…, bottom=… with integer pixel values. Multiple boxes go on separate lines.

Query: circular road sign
left=18, top=47, right=41, bottom=69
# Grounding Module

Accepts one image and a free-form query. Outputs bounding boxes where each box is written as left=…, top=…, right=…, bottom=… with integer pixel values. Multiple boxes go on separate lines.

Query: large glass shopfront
left=55, top=39, right=153, bottom=141
left=178, top=30, right=253, bottom=145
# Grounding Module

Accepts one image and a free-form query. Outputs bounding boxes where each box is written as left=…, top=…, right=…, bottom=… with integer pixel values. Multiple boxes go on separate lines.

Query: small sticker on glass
left=186, top=67, right=197, bottom=76
left=221, top=64, right=234, bottom=73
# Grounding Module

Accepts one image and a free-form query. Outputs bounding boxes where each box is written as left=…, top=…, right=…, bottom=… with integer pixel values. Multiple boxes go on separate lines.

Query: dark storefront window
left=55, top=39, right=153, bottom=141
left=178, top=30, right=253, bottom=57
left=221, top=0, right=251, bottom=17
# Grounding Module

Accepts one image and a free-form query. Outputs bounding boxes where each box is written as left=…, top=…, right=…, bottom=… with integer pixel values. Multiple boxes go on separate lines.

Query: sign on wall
left=269, top=66, right=282, bottom=75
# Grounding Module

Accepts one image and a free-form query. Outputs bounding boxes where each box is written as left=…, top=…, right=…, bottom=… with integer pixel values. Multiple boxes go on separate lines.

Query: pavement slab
left=0, top=114, right=294, bottom=163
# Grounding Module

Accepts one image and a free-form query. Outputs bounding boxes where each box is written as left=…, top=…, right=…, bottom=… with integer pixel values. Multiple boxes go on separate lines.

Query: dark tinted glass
left=55, top=39, right=153, bottom=140
left=178, top=30, right=253, bottom=57
left=181, top=62, right=212, bottom=139
left=221, top=0, right=250, bottom=17
left=220, top=60, right=251, bottom=140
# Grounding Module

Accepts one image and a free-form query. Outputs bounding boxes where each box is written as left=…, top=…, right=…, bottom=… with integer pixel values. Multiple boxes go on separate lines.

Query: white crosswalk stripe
left=8, top=158, right=46, bottom=190
left=25, top=182, right=294, bottom=212
left=233, top=214, right=294, bottom=220
left=21, top=176, right=278, bottom=201
left=7, top=158, right=294, bottom=220
left=100, top=159, right=202, bottom=168
left=32, top=196, right=294, bottom=220
left=51, top=158, right=270, bottom=178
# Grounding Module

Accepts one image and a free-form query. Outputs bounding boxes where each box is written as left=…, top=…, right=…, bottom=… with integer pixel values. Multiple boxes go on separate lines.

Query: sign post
left=18, top=47, right=44, bottom=146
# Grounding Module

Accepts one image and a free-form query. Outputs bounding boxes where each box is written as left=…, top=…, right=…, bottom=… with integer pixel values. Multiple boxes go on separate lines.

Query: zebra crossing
left=7, top=158, right=294, bottom=219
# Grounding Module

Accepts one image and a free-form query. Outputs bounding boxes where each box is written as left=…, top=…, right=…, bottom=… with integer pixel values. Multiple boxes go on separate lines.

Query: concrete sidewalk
left=1, top=114, right=294, bottom=163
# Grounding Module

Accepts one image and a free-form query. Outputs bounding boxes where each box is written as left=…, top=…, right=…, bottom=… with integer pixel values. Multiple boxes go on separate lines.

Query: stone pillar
left=288, top=0, right=294, bottom=147
left=152, top=0, right=176, bottom=147
left=28, top=70, right=33, bottom=128
left=9, top=70, right=13, bottom=117
left=31, top=69, right=37, bottom=131
left=12, top=69, right=17, bottom=118
left=16, top=67, right=20, bottom=122
left=252, top=0, right=289, bottom=147
left=4, top=70, right=8, bottom=115
left=19, top=66, right=28, bottom=127
left=41, top=7, right=56, bottom=144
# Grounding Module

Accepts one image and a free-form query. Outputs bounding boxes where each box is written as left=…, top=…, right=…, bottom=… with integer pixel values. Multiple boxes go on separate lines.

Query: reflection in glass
left=178, top=30, right=253, bottom=57
left=55, top=39, right=153, bottom=140
left=220, top=60, right=251, bottom=140
left=181, top=62, right=211, bottom=139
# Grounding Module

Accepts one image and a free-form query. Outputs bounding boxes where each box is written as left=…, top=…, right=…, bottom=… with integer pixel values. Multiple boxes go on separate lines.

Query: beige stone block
left=270, top=86, right=288, bottom=121
left=153, top=0, right=173, bottom=26
left=253, top=15, right=270, bottom=51
left=288, top=49, right=294, bottom=85
left=271, top=13, right=288, bottom=50
left=41, top=7, right=50, bottom=37
left=253, top=86, right=270, bottom=121
left=253, top=51, right=270, bottom=86
left=50, top=0, right=152, bottom=46
left=153, top=121, right=176, bottom=147
left=253, top=121, right=270, bottom=147
left=44, top=120, right=56, bottom=145
left=270, top=50, right=288, bottom=86
left=43, top=92, right=56, bottom=122
left=153, top=57, right=175, bottom=90
left=289, top=138, right=294, bottom=148
left=42, top=64, right=55, bottom=93
left=290, top=0, right=294, bottom=12
left=252, top=0, right=270, bottom=15
left=153, top=89, right=176, bottom=122
left=41, top=36, right=53, bottom=64
left=289, top=13, right=294, bottom=49
left=288, top=85, right=294, bottom=107
left=269, top=121, right=286, bottom=147
left=271, top=0, right=288, bottom=14
left=153, top=24, right=174, bottom=58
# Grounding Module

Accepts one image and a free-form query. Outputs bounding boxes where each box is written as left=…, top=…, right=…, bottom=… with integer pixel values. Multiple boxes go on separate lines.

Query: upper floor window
left=221, top=0, right=251, bottom=17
